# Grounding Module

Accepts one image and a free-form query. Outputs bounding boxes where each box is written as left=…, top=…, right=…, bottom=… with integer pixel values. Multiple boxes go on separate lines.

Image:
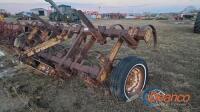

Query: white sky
left=0, top=0, right=200, bottom=14
left=0, top=0, right=200, bottom=6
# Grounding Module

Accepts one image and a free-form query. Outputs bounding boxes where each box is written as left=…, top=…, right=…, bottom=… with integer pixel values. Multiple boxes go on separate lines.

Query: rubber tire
left=109, top=56, right=148, bottom=102
left=194, top=12, right=200, bottom=33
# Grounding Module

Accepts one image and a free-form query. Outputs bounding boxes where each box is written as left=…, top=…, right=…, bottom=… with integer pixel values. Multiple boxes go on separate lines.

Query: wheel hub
left=125, top=66, right=145, bottom=96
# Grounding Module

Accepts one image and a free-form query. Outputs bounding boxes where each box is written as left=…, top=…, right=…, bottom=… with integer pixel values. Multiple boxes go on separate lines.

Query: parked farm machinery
left=45, top=0, right=81, bottom=23
left=0, top=8, right=157, bottom=102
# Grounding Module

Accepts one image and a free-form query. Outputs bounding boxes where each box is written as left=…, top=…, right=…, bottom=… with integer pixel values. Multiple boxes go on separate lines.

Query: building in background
left=125, top=14, right=136, bottom=19
left=0, top=9, right=6, bottom=13
left=84, top=11, right=101, bottom=20
left=101, top=13, right=126, bottom=19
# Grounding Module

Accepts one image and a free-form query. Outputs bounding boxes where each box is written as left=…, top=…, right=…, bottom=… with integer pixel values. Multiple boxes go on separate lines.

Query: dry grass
left=0, top=19, right=199, bottom=112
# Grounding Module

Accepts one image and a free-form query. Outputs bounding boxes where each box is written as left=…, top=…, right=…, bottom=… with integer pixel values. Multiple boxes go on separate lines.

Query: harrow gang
left=0, top=8, right=157, bottom=102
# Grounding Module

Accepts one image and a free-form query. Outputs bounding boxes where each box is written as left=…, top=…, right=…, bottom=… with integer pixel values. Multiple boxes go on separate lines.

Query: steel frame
left=0, top=10, right=157, bottom=86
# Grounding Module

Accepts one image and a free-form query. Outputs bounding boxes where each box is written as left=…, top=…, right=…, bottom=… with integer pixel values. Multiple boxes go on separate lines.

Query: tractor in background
left=45, top=0, right=80, bottom=24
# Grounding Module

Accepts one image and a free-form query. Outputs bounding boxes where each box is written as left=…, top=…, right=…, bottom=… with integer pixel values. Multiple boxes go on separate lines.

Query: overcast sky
left=0, top=0, right=200, bottom=13
left=0, top=0, right=200, bottom=6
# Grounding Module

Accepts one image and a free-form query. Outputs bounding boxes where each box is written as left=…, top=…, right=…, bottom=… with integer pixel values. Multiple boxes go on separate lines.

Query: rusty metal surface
left=0, top=10, right=157, bottom=86
left=0, top=22, right=23, bottom=45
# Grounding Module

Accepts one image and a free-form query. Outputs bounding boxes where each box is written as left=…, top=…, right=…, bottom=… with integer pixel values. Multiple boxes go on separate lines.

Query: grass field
left=0, top=19, right=199, bottom=112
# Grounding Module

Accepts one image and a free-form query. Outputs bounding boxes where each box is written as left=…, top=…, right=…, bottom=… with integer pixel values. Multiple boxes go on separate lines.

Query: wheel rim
left=125, top=65, right=145, bottom=98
